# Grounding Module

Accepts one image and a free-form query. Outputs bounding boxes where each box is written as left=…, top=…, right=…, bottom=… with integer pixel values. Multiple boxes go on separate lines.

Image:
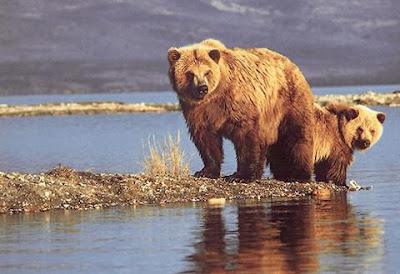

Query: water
left=0, top=91, right=178, bottom=106
left=0, top=88, right=399, bottom=272
left=0, top=196, right=389, bottom=273
left=1, top=84, right=400, bottom=106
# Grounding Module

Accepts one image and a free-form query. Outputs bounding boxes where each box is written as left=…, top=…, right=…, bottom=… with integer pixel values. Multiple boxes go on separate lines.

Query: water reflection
left=185, top=193, right=384, bottom=273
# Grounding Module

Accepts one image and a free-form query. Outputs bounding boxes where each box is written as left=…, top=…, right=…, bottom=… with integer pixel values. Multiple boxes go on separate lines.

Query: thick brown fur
left=313, top=103, right=385, bottom=185
left=168, top=39, right=315, bottom=181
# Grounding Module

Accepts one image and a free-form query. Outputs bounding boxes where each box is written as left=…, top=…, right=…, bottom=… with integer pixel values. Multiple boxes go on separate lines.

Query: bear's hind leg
left=269, top=133, right=313, bottom=182
left=314, top=159, right=330, bottom=183
left=287, top=138, right=314, bottom=182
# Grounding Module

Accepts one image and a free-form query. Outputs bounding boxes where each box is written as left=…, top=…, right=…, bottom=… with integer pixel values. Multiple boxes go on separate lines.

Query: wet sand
left=1, top=91, right=399, bottom=117
left=0, top=167, right=345, bottom=213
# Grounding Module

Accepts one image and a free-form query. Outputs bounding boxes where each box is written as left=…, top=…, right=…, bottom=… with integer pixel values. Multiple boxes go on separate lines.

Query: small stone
left=348, top=180, right=361, bottom=191
left=44, top=191, right=52, bottom=199
left=199, top=184, right=207, bottom=193
left=208, top=198, right=226, bottom=206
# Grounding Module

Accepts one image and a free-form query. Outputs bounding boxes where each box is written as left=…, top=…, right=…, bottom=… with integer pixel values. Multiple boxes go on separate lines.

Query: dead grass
left=142, top=132, right=190, bottom=177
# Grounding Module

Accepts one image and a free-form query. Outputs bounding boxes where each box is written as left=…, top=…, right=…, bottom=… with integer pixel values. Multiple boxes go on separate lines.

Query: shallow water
left=0, top=196, right=388, bottom=273
left=0, top=105, right=397, bottom=178
left=0, top=90, right=399, bottom=272
left=1, top=84, right=399, bottom=106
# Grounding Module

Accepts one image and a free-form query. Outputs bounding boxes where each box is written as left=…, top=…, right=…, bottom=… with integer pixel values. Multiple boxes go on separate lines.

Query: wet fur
left=168, top=39, right=314, bottom=181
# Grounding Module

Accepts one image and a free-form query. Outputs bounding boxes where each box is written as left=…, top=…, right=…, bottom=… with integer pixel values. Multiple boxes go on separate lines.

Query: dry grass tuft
left=142, top=132, right=190, bottom=177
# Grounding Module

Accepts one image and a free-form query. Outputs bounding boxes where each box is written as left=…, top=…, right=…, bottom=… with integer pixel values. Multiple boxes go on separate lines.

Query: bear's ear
left=168, top=48, right=181, bottom=65
left=208, top=49, right=220, bottom=64
left=326, top=104, right=359, bottom=121
left=326, top=103, right=349, bottom=115
left=344, top=108, right=359, bottom=121
left=377, top=113, right=386, bottom=124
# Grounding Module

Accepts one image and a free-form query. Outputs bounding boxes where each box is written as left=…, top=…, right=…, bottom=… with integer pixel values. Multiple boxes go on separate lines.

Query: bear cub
left=313, top=103, right=386, bottom=186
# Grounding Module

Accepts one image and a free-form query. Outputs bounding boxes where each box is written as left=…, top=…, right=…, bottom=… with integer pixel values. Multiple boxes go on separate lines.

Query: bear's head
left=167, top=43, right=222, bottom=103
left=326, top=104, right=386, bottom=151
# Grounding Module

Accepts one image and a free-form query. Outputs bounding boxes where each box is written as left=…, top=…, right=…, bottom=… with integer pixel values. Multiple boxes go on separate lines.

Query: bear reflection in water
left=184, top=193, right=383, bottom=273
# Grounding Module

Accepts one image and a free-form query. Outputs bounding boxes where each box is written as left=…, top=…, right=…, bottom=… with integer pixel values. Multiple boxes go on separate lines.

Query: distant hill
left=0, top=0, right=399, bottom=95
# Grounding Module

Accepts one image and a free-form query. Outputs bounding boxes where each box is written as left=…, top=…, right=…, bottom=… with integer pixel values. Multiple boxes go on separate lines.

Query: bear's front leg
left=314, top=158, right=349, bottom=186
left=191, top=131, right=223, bottom=179
left=228, top=135, right=266, bottom=181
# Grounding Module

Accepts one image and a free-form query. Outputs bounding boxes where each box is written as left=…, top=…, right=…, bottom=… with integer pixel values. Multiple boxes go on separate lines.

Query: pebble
left=44, top=191, right=52, bottom=199
left=348, top=180, right=361, bottom=191
left=208, top=198, right=226, bottom=205
left=199, top=184, right=207, bottom=193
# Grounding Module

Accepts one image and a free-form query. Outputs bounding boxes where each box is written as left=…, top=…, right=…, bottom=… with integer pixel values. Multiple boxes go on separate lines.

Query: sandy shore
left=0, top=101, right=180, bottom=117
left=314, top=90, right=400, bottom=107
left=1, top=91, right=399, bottom=117
left=0, top=167, right=345, bottom=213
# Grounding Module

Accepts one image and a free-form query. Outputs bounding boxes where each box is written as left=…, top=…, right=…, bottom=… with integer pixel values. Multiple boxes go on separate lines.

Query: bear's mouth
left=353, top=139, right=371, bottom=150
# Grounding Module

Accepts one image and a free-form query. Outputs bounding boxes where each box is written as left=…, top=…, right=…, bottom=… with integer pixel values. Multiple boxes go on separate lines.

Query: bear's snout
left=362, top=140, right=371, bottom=148
left=193, top=84, right=208, bottom=99
left=354, top=139, right=371, bottom=150
left=198, top=85, right=208, bottom=95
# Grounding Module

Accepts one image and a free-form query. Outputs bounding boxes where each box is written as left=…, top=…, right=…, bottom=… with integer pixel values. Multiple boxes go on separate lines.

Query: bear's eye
left=357, top=127, right=363, bottom=135
left=186, top=72, right=194, bottom=79
left=205, top=70, right=212, bottom=77
left=371, top=129, right=375, bottom=135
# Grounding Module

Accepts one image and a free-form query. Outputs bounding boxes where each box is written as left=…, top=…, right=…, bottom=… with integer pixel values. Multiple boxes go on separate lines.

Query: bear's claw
left=223, top=172, right=260, bottom=182
left=194, top=168, right=219, bottom=179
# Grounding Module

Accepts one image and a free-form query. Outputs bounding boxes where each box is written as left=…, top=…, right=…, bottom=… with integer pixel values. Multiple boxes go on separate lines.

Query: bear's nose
left=198, top=85, right=208, bottom=95
left=362, top=140, right=370, bottom=148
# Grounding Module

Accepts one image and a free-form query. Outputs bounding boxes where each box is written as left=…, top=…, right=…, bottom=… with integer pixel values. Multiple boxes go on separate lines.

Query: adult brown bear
left=168, top=39, right=314, bottom=181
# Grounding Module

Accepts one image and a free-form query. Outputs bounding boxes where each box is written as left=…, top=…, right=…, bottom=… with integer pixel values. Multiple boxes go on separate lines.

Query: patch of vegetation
left=142, top=132, right=190, bottom=177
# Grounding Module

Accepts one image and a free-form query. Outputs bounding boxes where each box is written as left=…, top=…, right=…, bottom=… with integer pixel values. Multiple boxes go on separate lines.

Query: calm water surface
left=0, top=88, right=399, bottom=272
left=0, top=196, right=389, bottom=273
left=1, top=84, right=400, bottom=106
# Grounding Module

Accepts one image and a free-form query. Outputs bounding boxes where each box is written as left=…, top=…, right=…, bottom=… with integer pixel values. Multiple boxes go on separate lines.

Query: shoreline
left=1, top=91, right=399, bottom=117
left=0, top=167, right=345, bottom=214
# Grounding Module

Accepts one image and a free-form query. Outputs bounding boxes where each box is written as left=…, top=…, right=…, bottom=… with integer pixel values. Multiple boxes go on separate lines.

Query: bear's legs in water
left=191, top=131, right=223, bottom=178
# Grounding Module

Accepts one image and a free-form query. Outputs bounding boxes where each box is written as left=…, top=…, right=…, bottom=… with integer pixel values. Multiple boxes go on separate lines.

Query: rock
left=199, top=184, right=207, bottom=193
left=44, top=191, right=52, bottom=199
left=208, top=198, right=226, bottom=206
left=348, top=180, right=361, bottom=191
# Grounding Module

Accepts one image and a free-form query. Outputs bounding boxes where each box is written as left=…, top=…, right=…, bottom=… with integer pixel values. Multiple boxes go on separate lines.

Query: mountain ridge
left=0, top=0, right=399, bottom=95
